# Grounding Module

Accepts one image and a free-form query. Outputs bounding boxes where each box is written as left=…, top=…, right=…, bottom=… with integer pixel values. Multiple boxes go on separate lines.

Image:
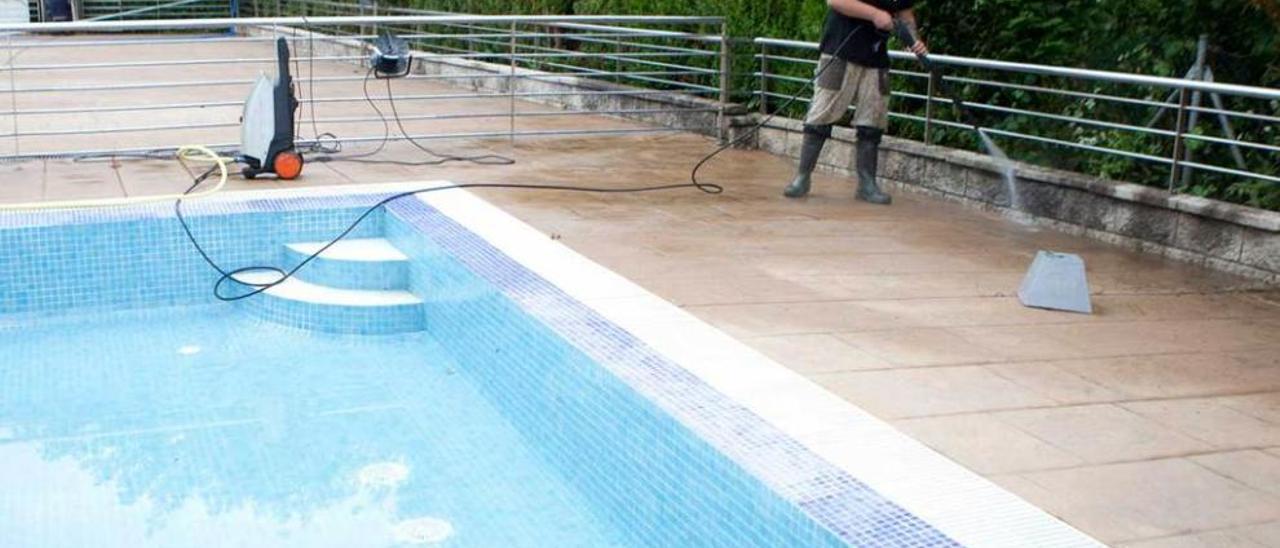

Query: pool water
left=0, top=306, right=622, bottom=547
left=0, top=191, right=963, bottom=548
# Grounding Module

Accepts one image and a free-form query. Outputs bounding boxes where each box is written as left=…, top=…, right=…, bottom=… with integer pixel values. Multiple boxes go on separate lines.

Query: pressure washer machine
left=240, top=37, right=303, bottom=180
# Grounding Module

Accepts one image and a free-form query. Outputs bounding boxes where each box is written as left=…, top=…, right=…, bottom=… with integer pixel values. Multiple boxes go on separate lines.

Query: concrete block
left=1055, top=187, right=1112, bottom=232
left=1017, top=180, right=1069, bottom=220
left=757, top=127, right=788, bottom=156
left=923, top=159, right=968, bottom=196
left=886, top=150, right=926, bottom=186
left=1106, top=202, right=1179, bottom=246
left=1174, top=213, right=1245, bottom=262
left=782, top=129, right=802, bottom=161
left=819, top=139, right=855, bottom=172
left=964, top=167, right=1017, bottom=207
left=1241, top=230, right=1280, bottom=273
left=879, top=148, right=905, bottom=182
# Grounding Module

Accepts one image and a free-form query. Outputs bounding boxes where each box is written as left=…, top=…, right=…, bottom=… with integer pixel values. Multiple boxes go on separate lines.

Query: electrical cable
left=293, top=16, right=513, bottom=167
left=176, top=177, right=721, bottom=302
left=176, top=25, right=877, bottom=302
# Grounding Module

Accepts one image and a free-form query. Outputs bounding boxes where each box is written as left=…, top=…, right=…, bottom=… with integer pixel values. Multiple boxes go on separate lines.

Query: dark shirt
left=819, top=0, right=915, bottom=68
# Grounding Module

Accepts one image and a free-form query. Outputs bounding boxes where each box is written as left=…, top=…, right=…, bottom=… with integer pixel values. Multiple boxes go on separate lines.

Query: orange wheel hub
left=273, top=150, right=304, bottom=180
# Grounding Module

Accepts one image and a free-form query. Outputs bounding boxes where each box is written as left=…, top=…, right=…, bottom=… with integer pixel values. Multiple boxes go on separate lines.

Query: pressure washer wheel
left=273, top=150, right=304, bottom=180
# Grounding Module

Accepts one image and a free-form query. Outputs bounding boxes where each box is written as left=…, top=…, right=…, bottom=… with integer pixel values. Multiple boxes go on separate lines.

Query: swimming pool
left=0, top=184, right=1099, bottom=547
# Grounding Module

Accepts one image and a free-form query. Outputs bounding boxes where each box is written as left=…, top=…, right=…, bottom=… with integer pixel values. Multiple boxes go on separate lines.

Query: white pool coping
left=205, top=182, right=1103, bottom=548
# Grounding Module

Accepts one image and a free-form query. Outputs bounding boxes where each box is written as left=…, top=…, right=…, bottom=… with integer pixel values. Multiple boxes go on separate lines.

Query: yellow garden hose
left=0, top=146, right=232, bottom=211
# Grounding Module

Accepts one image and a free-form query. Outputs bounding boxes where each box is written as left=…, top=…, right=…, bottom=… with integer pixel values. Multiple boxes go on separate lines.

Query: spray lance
left=891, top=19, right=987, bottom=135
left=891, top=18, right=1019, bottom=201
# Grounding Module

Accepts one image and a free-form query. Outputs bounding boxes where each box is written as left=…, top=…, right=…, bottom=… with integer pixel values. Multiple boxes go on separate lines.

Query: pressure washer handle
left=892, top=18, right=934, bottom=72
left=891, top=19, right=985, bottom=133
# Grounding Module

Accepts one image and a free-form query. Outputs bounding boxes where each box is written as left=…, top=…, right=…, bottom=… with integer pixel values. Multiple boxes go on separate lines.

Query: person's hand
left=871, top=9, right=893, bottom=31
left=908, top=39, right=928, bottom=56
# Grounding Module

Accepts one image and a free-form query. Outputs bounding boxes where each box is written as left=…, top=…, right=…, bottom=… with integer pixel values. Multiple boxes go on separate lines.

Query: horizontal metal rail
left=1, top=15, right=725, bottom=33
left=754, top=37, right=1280, bottom=101
left=1, top=13, right=724, bottom=161
left=3, top=107, right=718, bottom=138
left=753, top=36, right=1280, bottom=190
left=85, top=0, right=221, bottom=21
left=755, top=54, right=1280, bottom=127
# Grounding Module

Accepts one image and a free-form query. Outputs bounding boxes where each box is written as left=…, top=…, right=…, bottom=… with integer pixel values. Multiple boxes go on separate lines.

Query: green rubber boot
left=855, top=126, right=892, bottom=205
left=783, top=124, right=831, bottom=198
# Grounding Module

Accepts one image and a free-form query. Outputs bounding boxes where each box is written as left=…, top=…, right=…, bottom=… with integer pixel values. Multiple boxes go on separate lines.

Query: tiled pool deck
left=5, top=36, right=1280, bottom=547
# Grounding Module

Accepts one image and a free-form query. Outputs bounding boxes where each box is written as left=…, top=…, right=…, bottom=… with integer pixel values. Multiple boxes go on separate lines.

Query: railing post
left=1179, top=35, right=1209, bottom=189
left=509, top=20, right=517, bottom=144
left=924, top=71, right=935, bottom=145
left=758, top=42, right=769, bottom=115
left=1168, top=86, right=1190, bottom=192
left=717, top=21, right=731, bottom=143
left=7, top=34, right=19, bottom=157
left=357, top=0, right=366, bottom=39
left=613, top=34, right=622, bottom=84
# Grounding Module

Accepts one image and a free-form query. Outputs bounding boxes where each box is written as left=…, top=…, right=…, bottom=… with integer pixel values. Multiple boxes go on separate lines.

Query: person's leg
left=783, top=124, right=831, bottom=198
left=851, top=67, right=892, bottom=205
left=784, top=56, right=857, bottom=198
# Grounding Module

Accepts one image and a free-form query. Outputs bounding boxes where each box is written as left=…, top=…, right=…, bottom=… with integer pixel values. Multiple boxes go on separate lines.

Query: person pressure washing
left=783, top=0, right=927, bottom=203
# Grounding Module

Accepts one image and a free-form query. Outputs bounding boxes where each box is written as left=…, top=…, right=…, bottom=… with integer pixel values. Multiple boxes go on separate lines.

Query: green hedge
left=385, top=0, right=1280, bottom=209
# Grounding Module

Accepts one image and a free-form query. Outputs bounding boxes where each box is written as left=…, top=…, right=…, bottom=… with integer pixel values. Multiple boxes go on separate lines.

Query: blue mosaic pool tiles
left=0, top=196, right=389, bottom=315
left=386, top=199, right=960, bottom=548
left=238, top=286, right=426, bottom=335
left=387, top=210, right=846, bottom=547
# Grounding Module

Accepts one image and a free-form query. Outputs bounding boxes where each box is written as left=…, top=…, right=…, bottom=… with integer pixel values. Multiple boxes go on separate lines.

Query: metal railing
left=10, top=2, right=1277, bottom=200
left=755, top=37, right=1280, bottom=193
left=0, top=13, right=728, bottom=160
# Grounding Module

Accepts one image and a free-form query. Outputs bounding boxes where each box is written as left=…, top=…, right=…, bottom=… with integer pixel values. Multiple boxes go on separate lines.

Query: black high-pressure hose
left=177, top=25, right=876, bottom=302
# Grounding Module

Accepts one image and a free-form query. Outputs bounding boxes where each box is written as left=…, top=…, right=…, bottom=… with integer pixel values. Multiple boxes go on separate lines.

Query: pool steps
left=239, top=238, right=426, bottom=334
left=283, top=238, right=410, bottom=290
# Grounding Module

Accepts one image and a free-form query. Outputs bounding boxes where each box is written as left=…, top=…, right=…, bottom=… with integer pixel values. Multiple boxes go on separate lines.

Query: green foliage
left=373, top=0, right=1280, bottom=210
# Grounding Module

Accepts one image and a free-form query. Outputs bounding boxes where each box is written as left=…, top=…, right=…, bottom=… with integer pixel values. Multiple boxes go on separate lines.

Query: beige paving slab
left=0, top=161, right=42, bottom=204
left=995, top=403, right=1213, bottom=463
left=1220, top=393, right=1280, bottom=424
left=1190, top=450, right=1280, bottom=497
left=744, top=333, right=891, bottom=373
left=684, top=300, right=907, bottom=338
left=1014, top=458, right=1280, bottom=544
left=1124, top=398, right=1280, bottom=449
left=947, top=324, right=1092, bottom=362
left=986, top=361, right=1127, bottom=404
left=39, top=159, right=123, bottom=202
left=813, top=365, right=1054, bottom=419
left=1117, top=529, right=1272, bottom=548
left=1054, top=349, right=1280, bottom=400
left=1238, top=521, right=1280, bottom=546
left=836, top=327, right=1008, bottom=367
left=629, top=274, right=857, bottom=307
left=894, top=413, right=1085, bottom=475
